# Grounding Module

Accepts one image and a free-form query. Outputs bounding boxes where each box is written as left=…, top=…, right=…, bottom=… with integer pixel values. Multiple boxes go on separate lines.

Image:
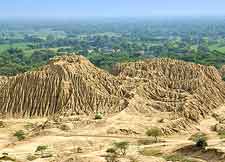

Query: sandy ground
left=1, top=109, right=225, bottom=162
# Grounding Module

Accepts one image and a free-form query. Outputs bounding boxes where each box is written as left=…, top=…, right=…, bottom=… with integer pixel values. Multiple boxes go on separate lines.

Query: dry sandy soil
left=1, top=106, right=225, bottom=162
left=1, top=56, right=225, bottom=162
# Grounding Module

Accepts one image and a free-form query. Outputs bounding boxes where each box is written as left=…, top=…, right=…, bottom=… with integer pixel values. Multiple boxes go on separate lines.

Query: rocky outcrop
left=1, top=56, right=225, bottom=134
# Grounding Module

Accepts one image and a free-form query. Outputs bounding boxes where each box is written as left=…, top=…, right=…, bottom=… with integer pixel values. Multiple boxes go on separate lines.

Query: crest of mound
left=0, top=55, right=128, bottom=118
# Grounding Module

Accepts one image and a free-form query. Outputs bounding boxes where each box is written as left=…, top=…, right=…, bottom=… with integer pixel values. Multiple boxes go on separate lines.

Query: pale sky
left=1, top=0, right=225, bottom=18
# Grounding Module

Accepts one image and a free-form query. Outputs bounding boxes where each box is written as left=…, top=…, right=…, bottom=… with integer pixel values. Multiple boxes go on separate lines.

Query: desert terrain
left=1, top=55, right=225, bottom=162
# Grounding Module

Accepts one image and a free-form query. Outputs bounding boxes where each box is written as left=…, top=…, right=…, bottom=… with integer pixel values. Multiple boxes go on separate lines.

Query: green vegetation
left=189, top=132, right=208, bottom=142
left=189, top=132, right=208, bottom=149
left=94, top=113, right=103, bottom=120
left=137, top=138, right=155, bottom=145
left=35, top=145, right=48, bottom=152
left=139, top=148, right=162, bottom=157
left=163, top=154, right=199, bottom=162
left=1, top=19, right=225, bottom=76
left=13, top=130, right=26, bottom=141
left=146, top=127, right=162, bottom=142
left=27, top=154, right=38, bottom=161
left=195, top=138, right=208, bottom=149
left=139, top=147, right=198, bottom=162
left=113, top=141, right=129, bottom=156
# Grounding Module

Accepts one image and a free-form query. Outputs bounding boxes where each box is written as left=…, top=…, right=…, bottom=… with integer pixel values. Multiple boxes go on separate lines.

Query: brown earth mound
left=0, top=56, right=128, bottom=118
left=0, top=55, right=225, bottom=134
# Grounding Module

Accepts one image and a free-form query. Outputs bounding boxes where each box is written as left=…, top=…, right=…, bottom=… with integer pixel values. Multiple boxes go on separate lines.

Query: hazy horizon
left=1, top=0, right=225, bottom=19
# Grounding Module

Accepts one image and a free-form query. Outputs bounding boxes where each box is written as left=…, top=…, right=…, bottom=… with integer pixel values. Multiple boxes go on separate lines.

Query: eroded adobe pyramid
left=0, top=56, right=129, bottom=118
left=0, top=55, right=225, bottom=130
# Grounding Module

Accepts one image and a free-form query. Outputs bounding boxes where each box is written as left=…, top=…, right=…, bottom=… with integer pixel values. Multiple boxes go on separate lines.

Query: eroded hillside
left=0, top=55, right=225, bottom=134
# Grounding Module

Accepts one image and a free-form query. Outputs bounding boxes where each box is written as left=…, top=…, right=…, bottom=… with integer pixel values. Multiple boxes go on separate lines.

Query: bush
left=189, top=132, right=208, bottom=142
left=189, top=132, right=208, bottom=149
left=105, top=147, right=119, bottom=162
left=13, top=130, right=26, bottom=141
left=27, top=154, right=38, bottom=161
left=195, top=137, right=208, bottom=149
left=95, top=113, right=103, bottom=120
left=35, top=145, right=48, bottom=152
left=105, top=154, right=119, bottom=162
left=106, top=148, right=117, bottom=154
left=113, top=141, right=129, bottom=156
left=146, top=127, right=162, bottom=142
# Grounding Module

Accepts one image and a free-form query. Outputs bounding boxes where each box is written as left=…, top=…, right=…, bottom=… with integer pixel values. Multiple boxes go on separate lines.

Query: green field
left=0, top=43, right=30, bottom=53
left=209, top=44, right=225, bottom=53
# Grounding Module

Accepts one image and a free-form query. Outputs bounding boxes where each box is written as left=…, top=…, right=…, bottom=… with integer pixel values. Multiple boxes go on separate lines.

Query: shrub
left=113, top=141, right=129, bottom=156
left=146, top=127, right=162, bottom=142
left=195, top=137, right=208, bottom=149
left=95, top=113, right=103, bottom=120
left=35, top=145, right=48, bottom=152
left=105, top=147, right=119, bottom=162
left=13, top=130, right=26, bottom=141
left=106, top=148, right=117, bottom=154
left=189, top=132, right=208, bottom=149
left=27, top=154, right=38, bottom=161
left=105, top=154, right=119, bottom=162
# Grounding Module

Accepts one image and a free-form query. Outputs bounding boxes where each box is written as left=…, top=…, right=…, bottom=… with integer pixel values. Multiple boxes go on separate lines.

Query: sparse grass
left=24, top=122, right=35, bottom=130
left=137, top=138, right=156, bottom=145
left=27, top=154, right=38, bottom=161
left=139, top=148, right=162, bottom=157
left=13, top=130, right=26, bottom=141
left=163, top=154, right=199, bottom=162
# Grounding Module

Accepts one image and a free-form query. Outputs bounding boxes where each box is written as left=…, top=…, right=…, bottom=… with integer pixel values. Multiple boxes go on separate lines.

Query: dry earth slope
left=1, top=55, right=225, bottom=134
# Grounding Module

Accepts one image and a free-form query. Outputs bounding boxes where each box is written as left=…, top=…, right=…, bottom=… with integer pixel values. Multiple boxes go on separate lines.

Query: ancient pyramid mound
left=0, top=56, right=128, bottom=118
left=0, top=56, right=225, bottom=132
left=115, top=59, right=225, bottom=121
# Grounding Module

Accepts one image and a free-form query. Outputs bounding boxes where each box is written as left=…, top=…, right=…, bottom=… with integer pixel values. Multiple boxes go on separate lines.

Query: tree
left=113, top=141, right=129, bottom=156
left=146, top=127, right=162, bottom=142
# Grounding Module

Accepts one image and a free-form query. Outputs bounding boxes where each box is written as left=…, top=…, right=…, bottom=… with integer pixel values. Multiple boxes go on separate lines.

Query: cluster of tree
left=0, top=48, right=59, bottom=75
left=1, top=18, right=225, bottom=75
